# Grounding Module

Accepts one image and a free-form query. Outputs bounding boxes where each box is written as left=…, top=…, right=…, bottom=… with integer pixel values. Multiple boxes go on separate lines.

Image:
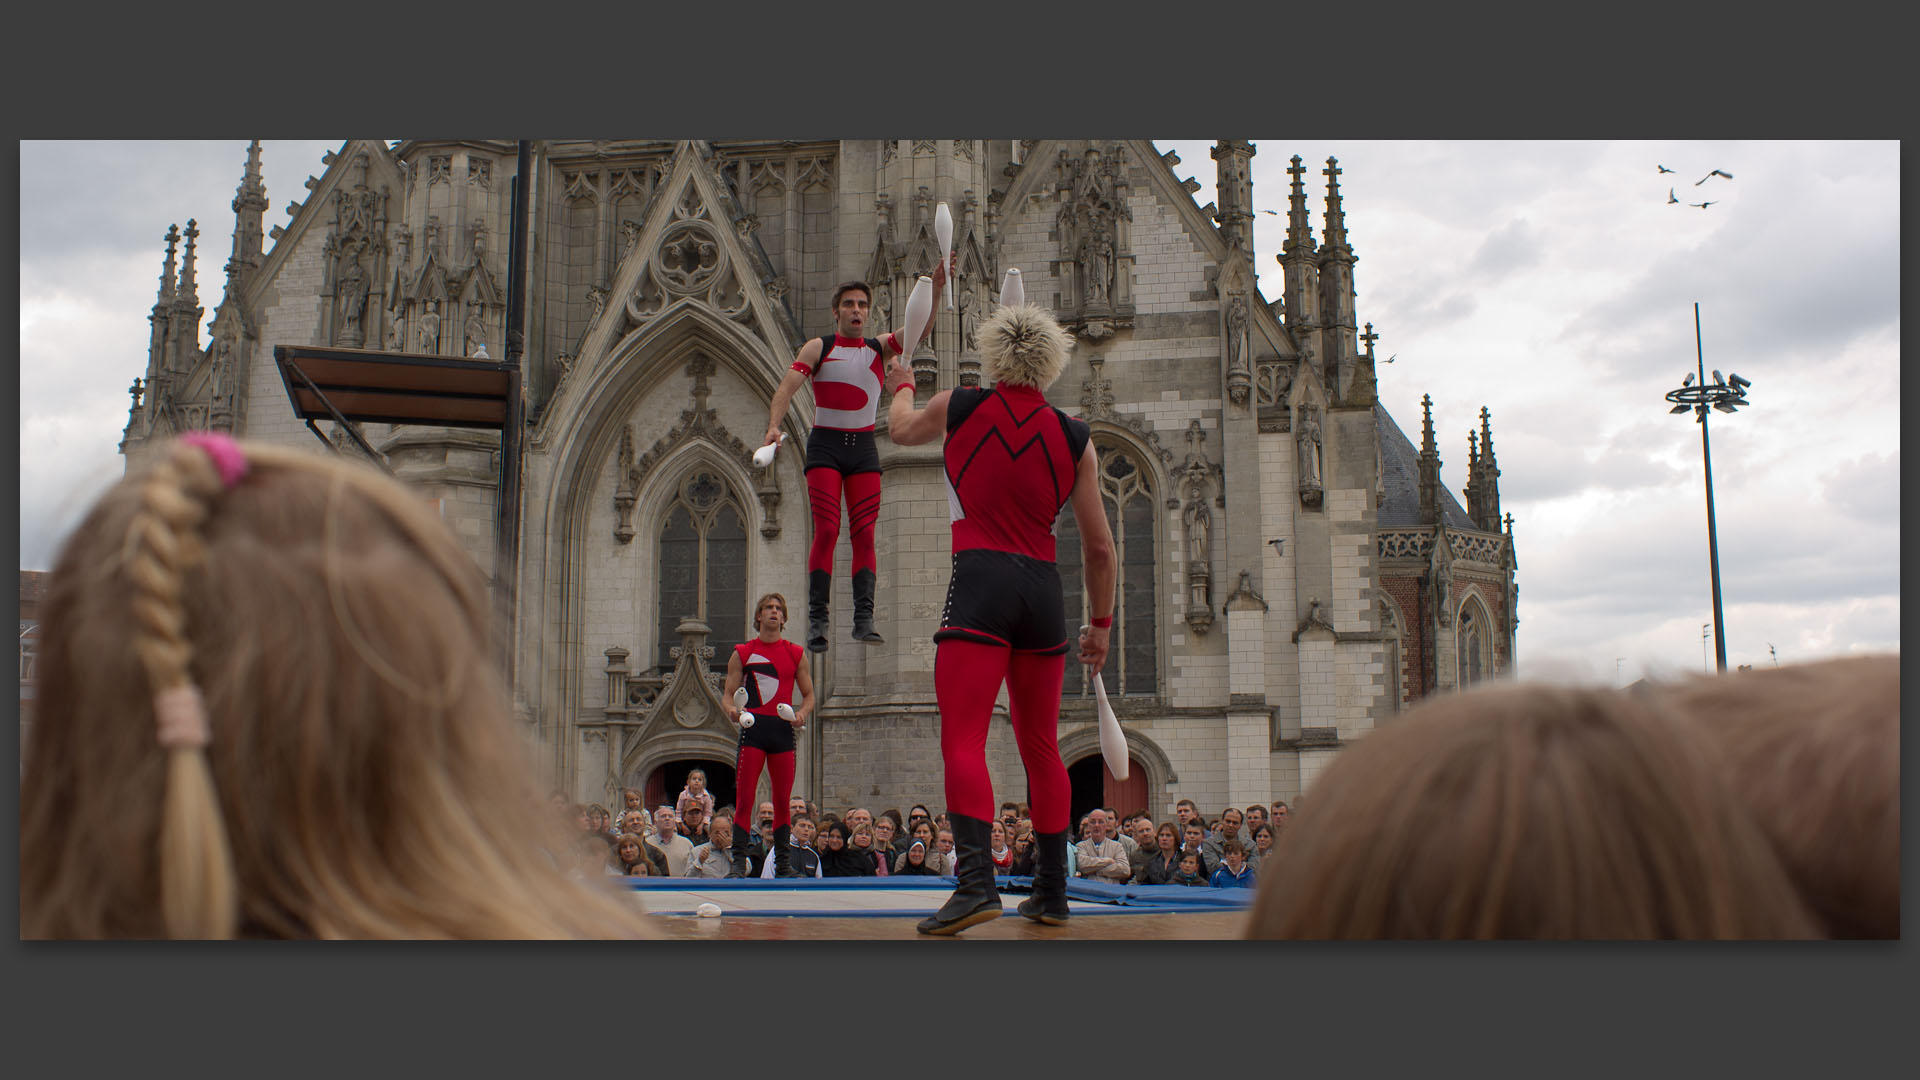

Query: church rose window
left=656, top=469, right=748, bottom=672
left=1056, top=439, right=1158, bottom=697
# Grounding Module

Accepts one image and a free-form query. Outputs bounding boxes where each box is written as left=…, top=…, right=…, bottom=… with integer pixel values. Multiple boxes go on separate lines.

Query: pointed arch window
left=1056, top=438, right=1158, bottom=697
left=1458, top=598, right=1490, bottom=688
left=656, top=468, right=748, bottom=672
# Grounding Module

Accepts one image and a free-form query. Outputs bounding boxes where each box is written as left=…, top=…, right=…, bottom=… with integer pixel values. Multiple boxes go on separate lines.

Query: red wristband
left=892, top=382, right=915, bottom=396
left=1090, top=615, right=1113, bottom=628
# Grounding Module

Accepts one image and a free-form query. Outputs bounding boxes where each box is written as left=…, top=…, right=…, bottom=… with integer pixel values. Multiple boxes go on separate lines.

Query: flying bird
left=1261, top=209, right=1279, bottom=215
left=1385, top=354, right=1397, bottom=364
left=1690, top=201, right=1716, bottom=209
left=1668, top=188, right=1679, bottom=204
left=1695, top=169, right=1734, bottom=185
left=1657, top=165, right=1675, bottom=173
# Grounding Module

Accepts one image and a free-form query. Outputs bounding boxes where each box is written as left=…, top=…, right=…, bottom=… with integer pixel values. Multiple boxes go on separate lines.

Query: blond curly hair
left=979, top=304, right=1074, bottom=390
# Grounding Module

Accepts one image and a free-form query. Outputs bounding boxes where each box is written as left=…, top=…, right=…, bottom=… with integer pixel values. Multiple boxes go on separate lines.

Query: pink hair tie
left=178, top=431, right=249, bottom=490
left=154, top=684, right=212, bottom=749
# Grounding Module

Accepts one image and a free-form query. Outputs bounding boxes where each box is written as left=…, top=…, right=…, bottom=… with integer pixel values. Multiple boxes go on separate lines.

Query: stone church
left=119, top=139, right=1517, bottom=824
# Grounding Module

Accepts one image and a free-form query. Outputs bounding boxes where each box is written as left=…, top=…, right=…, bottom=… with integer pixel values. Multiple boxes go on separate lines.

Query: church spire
left=1464, top=429, right=1481, bottom=522
left=1476, top=406, right=1502, bottom=531
left=1321, top=155, right=1349, bottom=253
left=1418, top=392, right=1442, bottom=525
left=1278, top=154, right=1319, bottom=338
left=1211, top=140, right=1256, bottom=256
left=227, top=140, right=268, bottom=297
left=176, top=219, right=201, bottom=310
left=157, top=223, right=180, bottom=305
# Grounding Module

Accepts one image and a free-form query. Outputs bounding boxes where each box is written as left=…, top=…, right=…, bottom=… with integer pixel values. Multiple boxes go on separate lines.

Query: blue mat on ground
left=621, top=875, right=1253, bottom=917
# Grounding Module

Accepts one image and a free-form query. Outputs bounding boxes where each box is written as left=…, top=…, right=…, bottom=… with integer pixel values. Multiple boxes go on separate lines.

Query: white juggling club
left=935, top=202, right=954, bottom=310
left=1080, top=624, right=1129, bottom=781
left=777, top=703, right=796, bottom=724
left=902, top=274, right=934, bottom=353
left=732, top=685, right=753, bottom=728
left=752, top=432, right=787, bottom=468
left=1000, top=267, right=1023, bottom=309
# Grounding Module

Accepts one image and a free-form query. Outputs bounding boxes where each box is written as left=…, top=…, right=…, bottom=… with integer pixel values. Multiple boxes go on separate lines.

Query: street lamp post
left=1664, top=302, right=1750, bottom=674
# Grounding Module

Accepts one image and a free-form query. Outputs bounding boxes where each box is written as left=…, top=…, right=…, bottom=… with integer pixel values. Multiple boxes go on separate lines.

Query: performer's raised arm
left=1070, top=440, right=1118, bottom=675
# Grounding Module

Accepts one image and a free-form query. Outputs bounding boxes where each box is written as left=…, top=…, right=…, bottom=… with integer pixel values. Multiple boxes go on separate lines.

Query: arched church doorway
left=642, top=758, right=738, bottom=816
left=1066, top=753, right=1147, bottom=830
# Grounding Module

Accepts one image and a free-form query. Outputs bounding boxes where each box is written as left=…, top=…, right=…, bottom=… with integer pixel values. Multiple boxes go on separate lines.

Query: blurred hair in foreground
left=1246, top=679, right=1821, bottom=939
left=21, top=437, right=653, bottom=939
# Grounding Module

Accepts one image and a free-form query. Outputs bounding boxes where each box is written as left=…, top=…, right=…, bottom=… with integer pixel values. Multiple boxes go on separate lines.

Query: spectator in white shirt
left=1074, top=809, right=1131, bottom=883
left=646, top=805, right=694, bottom=877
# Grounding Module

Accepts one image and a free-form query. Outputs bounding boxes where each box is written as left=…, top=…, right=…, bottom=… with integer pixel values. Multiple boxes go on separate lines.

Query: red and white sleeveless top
left=802, top=335, right=902, bottom=432
left=733, top=638, right=805, bottom=717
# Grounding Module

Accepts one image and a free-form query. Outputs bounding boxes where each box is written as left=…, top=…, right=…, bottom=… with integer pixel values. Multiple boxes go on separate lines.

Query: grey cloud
left=1819, top=451, right=1899, bottom=524
left=1464, top=218, right=1542, bottom=283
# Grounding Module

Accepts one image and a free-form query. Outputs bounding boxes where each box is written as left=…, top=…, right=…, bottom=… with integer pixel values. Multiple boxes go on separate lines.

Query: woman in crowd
left=989, top=819, right=1016, bottom=875
left=1132, top=822, right=1182, bottom=886
left=872, top=815, right=901, bottom=871
left=19, top=434, right=655, bottom=939
left=898, top=819, right=942, bottom=875
left=896, top=840, right=940, bottom=876
left=848, top=820, right=888, bottom=876
left=615, top=834, right=659, bottom=877
left=819, top=821, right=874, bottom=877
left=1245, top=823, right=1276, bottom=875
left=1010, top=824, right=1037, bottom=876
left=1245, top=680, right=1820, bottom=939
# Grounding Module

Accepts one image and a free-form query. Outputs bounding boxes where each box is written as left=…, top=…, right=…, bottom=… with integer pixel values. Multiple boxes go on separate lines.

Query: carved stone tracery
left=612, top=355, right=776, bottom=544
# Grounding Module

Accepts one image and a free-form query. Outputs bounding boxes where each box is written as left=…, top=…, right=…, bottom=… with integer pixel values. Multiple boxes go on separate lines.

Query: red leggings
left=736, top=746, right=797, bottom=828
left=807, top=468, right=881, bottom=576
left=933, top=639, right=1071, bottom=834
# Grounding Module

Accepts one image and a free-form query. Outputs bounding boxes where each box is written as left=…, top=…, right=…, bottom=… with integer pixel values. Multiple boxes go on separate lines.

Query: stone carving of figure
left=1297, top=405, right=1323, bottom=489
left=338, top=257, right=370, bottom=345
left=1227, top=296, right=1249, bottom=374
left=1183, top=476, right=1212, bottom=576
left=385, top=310, right=404, bottom=351
left=1433, top=551, right=1454, bottom=627
left=464, top=301, right=486, bottom=357
left=1083, top=228, right=1113, bottom=307
left=873, top=281, right=892, bottom=330
left=960, top=287, right=979, bottom=350
left=587, top=285, right=609, bottom=322
left=620, top=219, right=641, bottom=256
left=209, top=335, right=233, bottom=398
left=471, top=218, right=488, bottom=262
left=416, top=298, right=442, bottom=354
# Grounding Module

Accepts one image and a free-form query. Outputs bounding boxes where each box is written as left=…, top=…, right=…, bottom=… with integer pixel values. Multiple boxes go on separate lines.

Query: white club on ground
left=1000, top=267, right=1023, bottom=309
left=752, top=432, right=787, bottom=468
left=935, top=202, right=955, bottom=311
left=902, top=275, right=934, bottom=355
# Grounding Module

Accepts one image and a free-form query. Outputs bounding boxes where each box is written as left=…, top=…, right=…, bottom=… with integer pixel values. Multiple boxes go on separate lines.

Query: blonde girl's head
left=21, top=436, right=654, bottom=939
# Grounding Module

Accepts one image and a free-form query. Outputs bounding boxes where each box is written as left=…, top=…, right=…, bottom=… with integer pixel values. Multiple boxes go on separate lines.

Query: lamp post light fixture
left=1665, top=303, right=1750, bottom=674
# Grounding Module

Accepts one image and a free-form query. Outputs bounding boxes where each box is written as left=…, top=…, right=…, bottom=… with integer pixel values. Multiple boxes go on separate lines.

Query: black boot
left=916, top=814, right=1002, bottom=935
left=1017, top=830, right=1071, bottom=925
left=850, top=568, right=884, bottom=644
left=807, top=570, right=830, bottom=654
left=728, top=819, right=752, bottom=878
left=772, top=824, right=795, bottom=878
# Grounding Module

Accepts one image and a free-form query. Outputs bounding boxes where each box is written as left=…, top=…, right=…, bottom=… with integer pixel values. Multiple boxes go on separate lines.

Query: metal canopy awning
left=271, top=344, right=517, bottom=469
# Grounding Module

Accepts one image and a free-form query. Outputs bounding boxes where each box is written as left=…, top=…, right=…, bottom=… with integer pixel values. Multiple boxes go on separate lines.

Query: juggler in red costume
left=763, top=272, right=944, bottom=654
left=721, top=593, right=815, bottom=877
left=885, top=302, right=1118, bottom=935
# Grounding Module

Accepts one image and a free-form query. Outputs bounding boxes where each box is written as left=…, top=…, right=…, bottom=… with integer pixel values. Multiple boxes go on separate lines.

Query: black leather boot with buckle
left=916, top=814, right=1002, bottom=935
left=772, top=824, right=794, bottom=878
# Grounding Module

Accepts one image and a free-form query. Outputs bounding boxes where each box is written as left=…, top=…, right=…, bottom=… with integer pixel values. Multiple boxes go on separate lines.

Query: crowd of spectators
left=555, top=786, right=1292, bottom=892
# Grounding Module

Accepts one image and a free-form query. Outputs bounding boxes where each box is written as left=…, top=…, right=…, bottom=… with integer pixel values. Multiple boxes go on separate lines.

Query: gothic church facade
left=120, top=139, right=1517, bottom=821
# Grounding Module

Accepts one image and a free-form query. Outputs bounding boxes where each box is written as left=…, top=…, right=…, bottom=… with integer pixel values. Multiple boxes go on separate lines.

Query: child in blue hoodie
left=1209, top=840, right=1256, bottom=889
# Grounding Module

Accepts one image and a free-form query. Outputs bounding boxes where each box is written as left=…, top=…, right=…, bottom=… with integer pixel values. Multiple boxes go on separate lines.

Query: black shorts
left=738, top=711, right=798, bottom=755
left=806, top=428, right=881, bottom=476
left=933, top=548, right=1069, bottom=655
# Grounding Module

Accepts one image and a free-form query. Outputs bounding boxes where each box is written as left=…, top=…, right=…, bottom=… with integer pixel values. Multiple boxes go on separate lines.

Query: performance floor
left=627, top=877, right=1257, bottom=940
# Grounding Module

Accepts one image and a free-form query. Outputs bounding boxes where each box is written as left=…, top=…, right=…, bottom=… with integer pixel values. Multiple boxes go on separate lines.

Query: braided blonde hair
left=23, top=438, right=655, bottom=939
left=124, top=441, right=240, bottom=938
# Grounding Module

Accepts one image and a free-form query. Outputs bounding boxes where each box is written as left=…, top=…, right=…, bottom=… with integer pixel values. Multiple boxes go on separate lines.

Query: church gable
left=572, top=141, right=802, bottom=387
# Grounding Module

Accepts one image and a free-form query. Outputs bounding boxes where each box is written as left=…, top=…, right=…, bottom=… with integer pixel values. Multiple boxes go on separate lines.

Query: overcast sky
left=19, top=140, right=1900, bottom=685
